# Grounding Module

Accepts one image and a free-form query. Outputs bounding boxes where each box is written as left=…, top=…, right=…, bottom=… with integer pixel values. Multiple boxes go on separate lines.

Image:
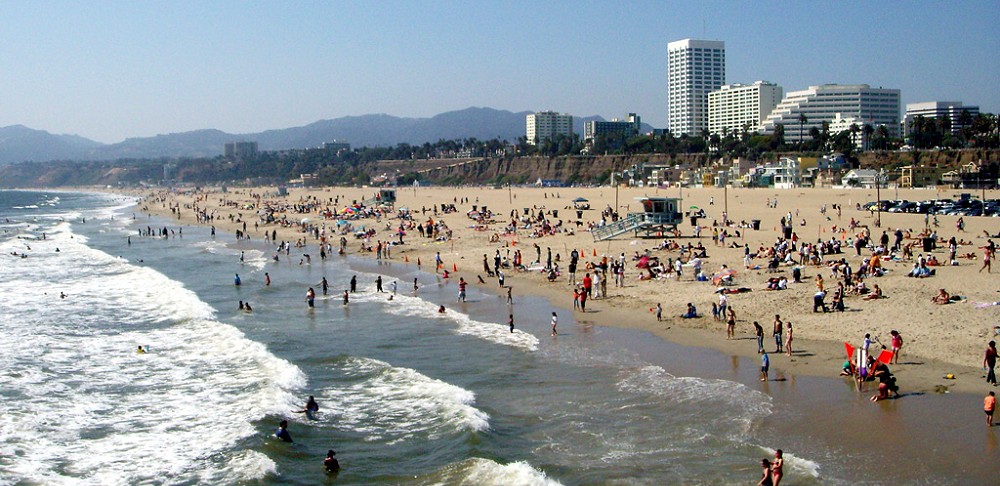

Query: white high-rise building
left=526, top=111, right=574, bottom=145
left=707, top=81, right=783, bottom=136
left=667, top=39, right=725, bottom=136
left=759, top=84, right=901, bottom=143
left=904, top=101, right=979, bottom=136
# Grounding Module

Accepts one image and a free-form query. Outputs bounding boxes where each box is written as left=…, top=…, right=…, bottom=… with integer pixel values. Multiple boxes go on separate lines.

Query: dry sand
left=123, top=184, right=1000, bottom=395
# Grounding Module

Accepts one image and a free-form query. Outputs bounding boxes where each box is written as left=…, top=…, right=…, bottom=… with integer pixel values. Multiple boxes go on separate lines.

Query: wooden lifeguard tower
left=591, top=197, right=682, bottom=241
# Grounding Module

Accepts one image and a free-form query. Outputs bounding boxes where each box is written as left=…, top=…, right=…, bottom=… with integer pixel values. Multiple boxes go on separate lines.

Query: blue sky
left=1, top=1, right=997, bottom=143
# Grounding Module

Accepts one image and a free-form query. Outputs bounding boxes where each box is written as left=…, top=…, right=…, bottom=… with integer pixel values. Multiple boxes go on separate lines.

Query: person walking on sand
left=985, top=391, right=996, bottom=427
left=726, top=307, right=736, bottom=340
left=551, top=311, right=558, bottom=336
left=890, top=330, right=903, bottom=364
left=985, top=340, right=997, bottom=386
left=980, top=246, right=992, bottom=273
left=754, top=321, right=764, bottom=353
left=656, top=303, right=663, bottom=322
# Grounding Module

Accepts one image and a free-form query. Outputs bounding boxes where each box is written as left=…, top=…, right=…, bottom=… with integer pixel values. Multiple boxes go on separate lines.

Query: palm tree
left=798, top=113, right=807, bottom=149
left=849, top=123, right=860, bottom=151
left=862, top=124, right=875, bottom=151
left=876, top=125, right=890, bottom=150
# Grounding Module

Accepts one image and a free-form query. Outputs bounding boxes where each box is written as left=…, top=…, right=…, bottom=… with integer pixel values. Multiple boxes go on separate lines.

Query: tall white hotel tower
left=667, top=38, right=725, bottom=136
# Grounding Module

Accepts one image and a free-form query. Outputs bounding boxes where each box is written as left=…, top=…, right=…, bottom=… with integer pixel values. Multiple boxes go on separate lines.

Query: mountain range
left=0, top=107, right=655, bottom=165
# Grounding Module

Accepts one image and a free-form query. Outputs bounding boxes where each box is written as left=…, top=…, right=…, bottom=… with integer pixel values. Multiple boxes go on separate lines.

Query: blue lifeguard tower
left=591, top=197, right=683, bottom=241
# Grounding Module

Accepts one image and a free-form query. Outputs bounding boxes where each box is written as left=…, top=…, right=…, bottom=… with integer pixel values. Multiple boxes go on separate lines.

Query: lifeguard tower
left=591, top=197, right=682, bottom=241
left=363, top=189, right=396, bottom=208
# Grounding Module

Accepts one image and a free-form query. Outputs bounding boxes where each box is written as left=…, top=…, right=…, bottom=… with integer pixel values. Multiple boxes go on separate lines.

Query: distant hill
left=0, top=107, right=659, bottom=164
left=0, top=125, right=102, bottom=164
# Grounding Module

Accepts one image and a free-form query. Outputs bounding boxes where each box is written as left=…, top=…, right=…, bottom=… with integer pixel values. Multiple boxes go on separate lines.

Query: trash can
left=524, top=208, right=530, bottom=215
left=690, top=216, right=698, bottom=226
left=783, top=225, right=793, bottom=239
left=922, top=237, right=934, bottom=252
left=472, top=205, right=477, bottom=212
left=576, top=210, right=583, bottom=219
left=552, top=210, right=559, bottom=218
left=751, top=219, right=761, bottom=231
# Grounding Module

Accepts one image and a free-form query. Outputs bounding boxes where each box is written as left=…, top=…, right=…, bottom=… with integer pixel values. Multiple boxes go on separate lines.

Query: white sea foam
left=317, top=356, right=489, bottom=443
left=617, top=365, right=773, bottom=436
left=759, top=446, right=822, bottom=479
left=426, top=458, right=562, bottom=486
left=193, top=240, right=267, bottom=271
left=347, top=277, right=539, bottom=351
left=0, top=219, right=304, bottom=484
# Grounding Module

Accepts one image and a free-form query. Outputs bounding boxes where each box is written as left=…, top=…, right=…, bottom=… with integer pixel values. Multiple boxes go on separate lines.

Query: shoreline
left=108, top=184, right=999, bottom=396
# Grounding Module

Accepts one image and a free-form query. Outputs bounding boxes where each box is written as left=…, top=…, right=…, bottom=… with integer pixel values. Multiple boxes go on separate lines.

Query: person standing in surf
left=350, top=275, right=357, bottom=293
left=305, top=288, right=315, bottom=308
left=508, top=313, right=515, bottom=333
left=324, top=450, right=340, bottom=473
left=771, top=449, right=784, bottom=485
left=551, top=311, right=558, bottom=336
left=275, top=420, right=293, bottom=443
left=761, top=351, right=770, bottom=381
left=295, top=396, right=319, bottom=420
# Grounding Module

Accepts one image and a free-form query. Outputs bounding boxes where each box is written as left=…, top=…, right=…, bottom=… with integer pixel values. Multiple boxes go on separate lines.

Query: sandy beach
left=124, top=183, right=1000, bottom=396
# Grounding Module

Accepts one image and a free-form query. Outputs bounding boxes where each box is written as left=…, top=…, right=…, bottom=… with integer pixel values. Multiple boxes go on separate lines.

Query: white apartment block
left=829, top=113, right=867, bottom=150
left=707, top=81, right=782, bottom=136
left=526, top=111, right=574, bottom=145
left=667, top=39, right=725, bottom=136
left=759, top=84, right=901, bottom=143
left=904, top=101, right=979, bottom=136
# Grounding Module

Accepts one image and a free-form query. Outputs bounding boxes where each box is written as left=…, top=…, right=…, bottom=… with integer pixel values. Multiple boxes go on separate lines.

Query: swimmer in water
left=275, top=420, right=293, bottom=443
left=244, top=302, right=253, bottom=312
left=324, top=450, right=340, bottom=473
left=60, top=292, right=66, bottom=299
left=438, top=305, right=446, bottom=313
left=137, top=345, right=147, bottom=354
left=294, top=396, right=319, bottom=419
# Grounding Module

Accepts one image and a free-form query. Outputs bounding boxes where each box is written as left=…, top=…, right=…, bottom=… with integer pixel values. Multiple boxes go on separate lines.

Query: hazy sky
left=2, top=1, right=997, bottom=143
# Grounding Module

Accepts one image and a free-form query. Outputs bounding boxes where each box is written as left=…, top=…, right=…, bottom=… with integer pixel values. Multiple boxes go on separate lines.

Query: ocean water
left=0, top=190, right=993, bottom=485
